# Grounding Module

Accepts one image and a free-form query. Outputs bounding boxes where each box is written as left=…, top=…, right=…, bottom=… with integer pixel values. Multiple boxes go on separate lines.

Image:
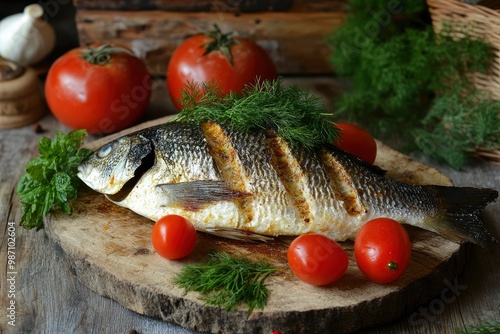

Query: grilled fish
left=77, top=121, right=499, bottom=246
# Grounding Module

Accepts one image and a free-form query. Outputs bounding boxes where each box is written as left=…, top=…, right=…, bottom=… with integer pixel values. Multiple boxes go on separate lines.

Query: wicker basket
left=427, top=0, right=500, bottom=99
left=427, top=0, right=500, bottom=165
left=474, top=147, right=500, bottom=165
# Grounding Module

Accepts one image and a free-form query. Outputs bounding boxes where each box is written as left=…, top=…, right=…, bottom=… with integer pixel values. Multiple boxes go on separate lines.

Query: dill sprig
left=455, top=320, right=500, bottom=334
left=174, top=252, right=276, bottom=312
left=173, top=79, right=339, bottom=150
left=413, top=89, right=500, bottom=169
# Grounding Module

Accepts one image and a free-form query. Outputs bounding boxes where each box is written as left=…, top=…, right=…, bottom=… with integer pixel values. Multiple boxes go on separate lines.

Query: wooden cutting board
left=44, top=116, right=466, bottom=334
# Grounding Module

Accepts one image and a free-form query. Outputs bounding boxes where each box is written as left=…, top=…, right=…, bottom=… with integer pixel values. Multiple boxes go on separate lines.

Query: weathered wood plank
left=289, top=0, right=348, bottom=12
left=75, top=10, right=343, bottom=75
left=72, top=0, right=346, bottom=12
left=73, top=0, right=293, bottom=11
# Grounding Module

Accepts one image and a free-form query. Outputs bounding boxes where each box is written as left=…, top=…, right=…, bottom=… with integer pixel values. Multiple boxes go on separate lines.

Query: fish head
left=77, top=134, right=153, bottom=195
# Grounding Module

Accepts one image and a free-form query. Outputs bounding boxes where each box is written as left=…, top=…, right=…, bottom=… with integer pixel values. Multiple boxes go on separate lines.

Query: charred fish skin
left=77, top=121, right=499, bottom=247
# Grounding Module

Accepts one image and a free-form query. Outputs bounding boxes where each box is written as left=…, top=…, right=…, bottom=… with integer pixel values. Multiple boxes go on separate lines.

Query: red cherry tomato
left=354, top=218, right=411, bottom=284
left=287, top=233, right=348, bottom=286
left=335, top=122, right=377, bottom=164
left=45, top=44, right=151, bottom=134
left=151, top=214, right=197, bottom=260
left=167, top=26, right=277, bottom=110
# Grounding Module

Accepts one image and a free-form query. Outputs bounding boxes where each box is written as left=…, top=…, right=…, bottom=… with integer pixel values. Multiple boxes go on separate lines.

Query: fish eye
left=97, top=142, right=115, bottom=158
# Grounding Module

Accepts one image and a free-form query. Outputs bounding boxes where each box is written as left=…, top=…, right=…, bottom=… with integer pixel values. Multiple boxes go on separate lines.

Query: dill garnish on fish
left=174, top=79, right=339, bottom=150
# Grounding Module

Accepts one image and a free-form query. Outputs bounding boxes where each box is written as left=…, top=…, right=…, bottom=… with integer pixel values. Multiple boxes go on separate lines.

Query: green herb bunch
left=455, top=320, right=500, bottom=334
left=174, top=79, right=339, bottom=150
left=414, top=89, right=500, bottom=167
left=175, top=252, right=276, bottom=312
left=328, top=0, right=499, bottom=168
left=17, top=130, right=92, bottom=229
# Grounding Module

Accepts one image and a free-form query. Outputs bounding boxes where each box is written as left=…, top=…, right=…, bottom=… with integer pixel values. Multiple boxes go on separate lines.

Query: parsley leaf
left=16, top=129, right=93, bottom=230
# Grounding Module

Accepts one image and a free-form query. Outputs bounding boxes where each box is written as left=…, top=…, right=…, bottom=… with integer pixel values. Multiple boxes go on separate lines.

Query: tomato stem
left=202, top=24, right=237, bottom=66
left=387, top=261, right=399, bottom=271
left=80, top=44, right=134, bottom=65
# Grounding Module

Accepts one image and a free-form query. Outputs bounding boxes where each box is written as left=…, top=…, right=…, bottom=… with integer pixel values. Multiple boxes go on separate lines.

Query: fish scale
left=336, top=156, right=442, bottom=230
left=152, top=123, right=220, bottom=183
left=77, top=121, right=499, bottom=246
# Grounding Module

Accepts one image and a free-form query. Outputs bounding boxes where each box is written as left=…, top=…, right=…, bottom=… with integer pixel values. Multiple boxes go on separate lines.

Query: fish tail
left=426, top=186, right=499, bottom=247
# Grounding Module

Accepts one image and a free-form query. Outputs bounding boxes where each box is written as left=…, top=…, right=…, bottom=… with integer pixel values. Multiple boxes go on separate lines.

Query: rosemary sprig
left=174, top=252, right=276, bottom=312
left=173, top=79, right=339, bottom=150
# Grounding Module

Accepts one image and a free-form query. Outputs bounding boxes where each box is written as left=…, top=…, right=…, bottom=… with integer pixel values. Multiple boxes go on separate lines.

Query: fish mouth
left=77, top=162, right=98, bottom=190
left=106, top=150, right=156, bottom=202
left=77, top=162, right=91, bottom=180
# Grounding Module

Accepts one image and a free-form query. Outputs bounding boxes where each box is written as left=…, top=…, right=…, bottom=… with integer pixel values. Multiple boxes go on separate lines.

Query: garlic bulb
left=0, top=4, right=56, bottom=66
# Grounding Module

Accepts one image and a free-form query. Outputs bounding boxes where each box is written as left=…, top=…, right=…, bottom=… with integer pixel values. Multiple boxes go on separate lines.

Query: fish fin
left=326, top=143, right=386, bottom=176
left=204, top=228, right=275, bottom=242
left=157, top=180, right=249, bottom=210
left=427, top=186, right=499, bottom=247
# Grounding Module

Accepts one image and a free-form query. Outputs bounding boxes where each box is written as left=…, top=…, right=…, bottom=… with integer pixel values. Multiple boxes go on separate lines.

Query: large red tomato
left=167, top=25, right=278, bottom=110
left=45, top=44, right=151, bottom=134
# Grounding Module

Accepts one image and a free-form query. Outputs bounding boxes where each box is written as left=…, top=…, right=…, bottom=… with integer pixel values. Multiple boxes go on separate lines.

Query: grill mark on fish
left=218, top=124, right=302, bottom=234
left=320, top=148, right=367, bottom=216
left=200, top=122, right=251, bottom=193
left=200, top=121, right=253, bottom=223
left=265, top=130, right=313, bottom=224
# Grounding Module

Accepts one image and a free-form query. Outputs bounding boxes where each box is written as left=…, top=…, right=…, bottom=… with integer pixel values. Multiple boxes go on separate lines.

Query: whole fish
left=77, top=121, right=499, bottom=246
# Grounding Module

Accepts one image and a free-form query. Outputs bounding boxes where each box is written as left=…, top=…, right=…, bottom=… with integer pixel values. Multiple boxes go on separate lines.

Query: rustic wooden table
left=1, top=77, right=499, bottom=334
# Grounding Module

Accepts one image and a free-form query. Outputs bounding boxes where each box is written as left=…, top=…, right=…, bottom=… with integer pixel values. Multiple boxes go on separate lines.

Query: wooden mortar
left=0, top=58, right=45, bottom=129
